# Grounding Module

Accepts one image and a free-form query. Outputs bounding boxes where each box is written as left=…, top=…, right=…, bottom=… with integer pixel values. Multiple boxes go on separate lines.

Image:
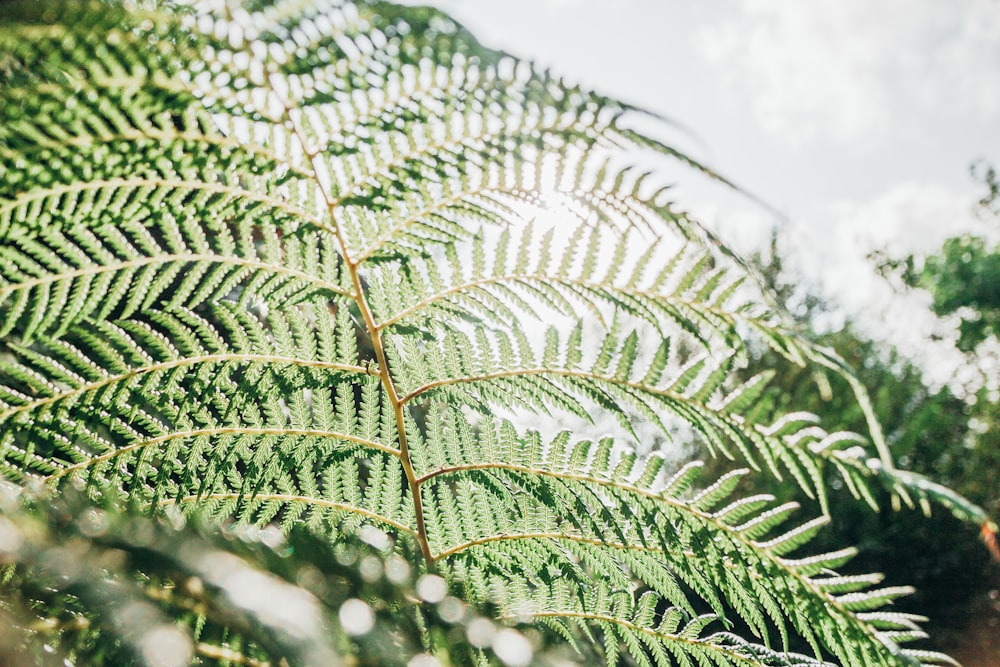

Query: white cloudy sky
left=427, top=0, right=1000, bottom=387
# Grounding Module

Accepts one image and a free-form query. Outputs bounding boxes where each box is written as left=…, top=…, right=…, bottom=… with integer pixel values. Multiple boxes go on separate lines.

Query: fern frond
left=0, top=302, right=416, bottom=533
left=0, top=214, right=350, bottom=343
left=0, top=487, right=558, bottom=666
left=517, top=587, right=828, bottom=667
left=371, top=222, right=752, bottom=342
left=412, top=415, right=936, bottom=665
left=391, top=322, right=924, bottom=517
left=0, top=2, right=986, bottom=666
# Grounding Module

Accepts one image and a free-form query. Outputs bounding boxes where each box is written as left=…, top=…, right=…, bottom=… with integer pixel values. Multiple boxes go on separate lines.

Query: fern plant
left=0, top=484, right=567, bottom=666
left=0, top=1, right=993, bottom=665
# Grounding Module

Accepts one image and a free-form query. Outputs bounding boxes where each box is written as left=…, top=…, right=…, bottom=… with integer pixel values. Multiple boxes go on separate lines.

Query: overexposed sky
left=429, top=0, right=1000, bottom=206
left=426, top=0, right=1000, bottom=386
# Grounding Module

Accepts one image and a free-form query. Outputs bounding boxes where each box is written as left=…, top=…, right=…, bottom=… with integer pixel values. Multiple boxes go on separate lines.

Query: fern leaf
left=0, top=2, right=985, bottom=666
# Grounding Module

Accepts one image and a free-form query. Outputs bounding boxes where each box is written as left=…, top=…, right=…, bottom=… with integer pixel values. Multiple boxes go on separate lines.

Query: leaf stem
left=271, top=74, right=434, bottom=563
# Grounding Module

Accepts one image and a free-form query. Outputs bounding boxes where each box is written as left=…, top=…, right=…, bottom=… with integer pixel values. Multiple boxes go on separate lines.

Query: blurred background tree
left=874, top=161, right=1000, bottom=354
left=716, top=163, right=1000, bottom=664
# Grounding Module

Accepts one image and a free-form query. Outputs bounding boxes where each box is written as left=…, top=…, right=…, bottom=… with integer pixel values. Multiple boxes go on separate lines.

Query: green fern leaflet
left=0, top=1, right=990, bottom=665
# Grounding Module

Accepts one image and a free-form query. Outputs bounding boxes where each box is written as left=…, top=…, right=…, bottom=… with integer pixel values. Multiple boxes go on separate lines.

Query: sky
left=425, top=0, right=1000, bottom=388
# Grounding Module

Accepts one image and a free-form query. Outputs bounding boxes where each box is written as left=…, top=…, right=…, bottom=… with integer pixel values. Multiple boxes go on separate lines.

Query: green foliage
left=0, top=485, right=566, bottom=666
left=849, top=162, right=1000, bottom=644
left=873, top=161, right=1000, bottom=354
left=972, top=160, right=999, bottom=218
left=734, top=310, right=997, bottom=629
left=914, top=234, right=1000, bottom=353
left=0, top=1, right=990, bottom=665
left=867, top=163, right=1000, bottom=517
